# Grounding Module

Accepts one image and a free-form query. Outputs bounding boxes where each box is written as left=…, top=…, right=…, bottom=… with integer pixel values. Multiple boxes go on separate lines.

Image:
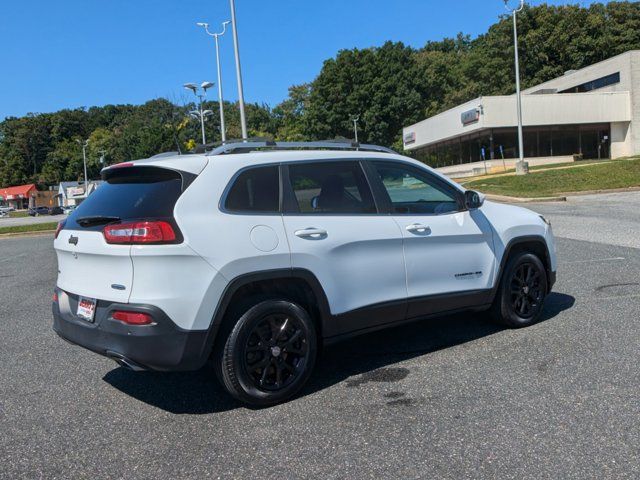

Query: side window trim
left=368, top=159, right=466, bottom=216
left=220, top=163, right=282, bottom=215
left=281, top=159, right=379, bottom=216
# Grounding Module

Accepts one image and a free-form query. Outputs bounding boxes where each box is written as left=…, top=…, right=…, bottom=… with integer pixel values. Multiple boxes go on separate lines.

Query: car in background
left=28, top=206, right=50, bottom=216
left=0, top=206, right=15, bottom=213
left=62, top=205, right=76, bottom=215
left=48, top=206, right=64, bottom=215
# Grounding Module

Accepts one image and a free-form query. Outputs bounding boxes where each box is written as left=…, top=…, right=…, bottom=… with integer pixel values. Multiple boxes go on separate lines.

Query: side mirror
left=464, top=190, right=485, bottom=210
left=311, top=196, right=320, bottom=210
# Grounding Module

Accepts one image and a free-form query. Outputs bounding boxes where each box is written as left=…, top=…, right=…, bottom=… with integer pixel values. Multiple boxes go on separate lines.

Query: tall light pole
left=184, top=82, right=215, bottom=145
left=351, top=115, right=360, bottom=143
left=504, top=0, right=528, bottom=175
left=229, top=0, right=248, bottom=140
left=76, top=139, right=89, bottom=195
left=197, top=21, right=231, bottom=143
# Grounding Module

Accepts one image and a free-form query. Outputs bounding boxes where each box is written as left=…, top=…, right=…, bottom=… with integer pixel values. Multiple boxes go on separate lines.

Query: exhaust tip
left=106, top=351, right=147, bottom=372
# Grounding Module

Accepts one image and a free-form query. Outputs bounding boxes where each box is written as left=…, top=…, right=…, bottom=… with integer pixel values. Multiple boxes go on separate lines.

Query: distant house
left=56, top=181, right=103, bottom=207
left=0, top=184, right=37, bottom=210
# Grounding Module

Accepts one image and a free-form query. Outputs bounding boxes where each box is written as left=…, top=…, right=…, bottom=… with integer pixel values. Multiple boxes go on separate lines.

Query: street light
left=197, top=21, right=231, bottom=143
left=75, top=139, right=89, bottom=195
left=229, top=0, right=248, bottom=140
left=504, top=0, right=528, bottom=175
left=184, top=82, right=215, bottom=145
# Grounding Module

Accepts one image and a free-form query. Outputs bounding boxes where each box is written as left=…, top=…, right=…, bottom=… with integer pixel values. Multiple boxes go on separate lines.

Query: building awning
left=0, top=184, right=37, bottom=201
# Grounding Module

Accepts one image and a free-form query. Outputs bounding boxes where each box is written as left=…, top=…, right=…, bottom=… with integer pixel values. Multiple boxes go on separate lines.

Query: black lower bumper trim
left=52, top=289, right=209, bottom=372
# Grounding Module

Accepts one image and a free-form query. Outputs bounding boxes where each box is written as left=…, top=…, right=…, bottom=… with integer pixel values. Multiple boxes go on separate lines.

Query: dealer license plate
left=77, top=296, right=97, bottom=322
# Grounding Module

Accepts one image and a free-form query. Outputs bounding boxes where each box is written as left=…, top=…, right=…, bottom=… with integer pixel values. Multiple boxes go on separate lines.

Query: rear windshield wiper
left=76, top=215, right=121, bottom=227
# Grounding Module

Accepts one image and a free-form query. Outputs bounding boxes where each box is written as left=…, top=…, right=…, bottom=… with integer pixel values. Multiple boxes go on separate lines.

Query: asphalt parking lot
left=0, top=192, right=638, bottom=479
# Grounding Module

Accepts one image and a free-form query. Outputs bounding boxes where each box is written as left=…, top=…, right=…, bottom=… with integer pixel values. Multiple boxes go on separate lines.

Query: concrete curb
left=0, top=230, right=56, bottom=239
left=560, top=186, right=640, bottom=196
left=485, top=194, right=567, bottom=203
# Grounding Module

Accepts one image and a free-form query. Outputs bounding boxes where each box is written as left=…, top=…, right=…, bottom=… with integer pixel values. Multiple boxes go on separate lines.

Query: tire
left=216, top=299, right=318, bottom=407
left=490, top=252, right=548, bottom=328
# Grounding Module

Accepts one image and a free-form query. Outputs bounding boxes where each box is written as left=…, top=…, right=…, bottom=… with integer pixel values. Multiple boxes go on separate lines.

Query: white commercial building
left=403, top=50, right=640, bottom=176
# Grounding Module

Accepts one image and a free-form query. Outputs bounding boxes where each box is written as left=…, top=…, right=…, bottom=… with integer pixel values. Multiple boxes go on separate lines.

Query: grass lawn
left=8, top=211, right=29, bottom=218
left=464, top=157, right=640, bottom=198
left=0, top=222, right=58, bottom=235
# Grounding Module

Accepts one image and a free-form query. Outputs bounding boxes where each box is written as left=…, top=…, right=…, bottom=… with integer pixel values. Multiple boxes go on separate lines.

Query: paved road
left=0, top=193, right=638, bottom=479
left=0, top=213, right=66, bottom=227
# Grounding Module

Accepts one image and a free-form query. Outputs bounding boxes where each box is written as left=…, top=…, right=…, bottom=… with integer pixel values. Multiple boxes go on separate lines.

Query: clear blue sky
left=0, top=0, right=599, bottom=120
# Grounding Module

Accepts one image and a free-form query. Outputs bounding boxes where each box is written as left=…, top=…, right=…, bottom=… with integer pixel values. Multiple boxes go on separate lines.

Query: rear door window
left=65, top=167, right=185, bottom=231
left=287, top=161, right=376, bottom=214
left=224, top=166, right=280, bottom=213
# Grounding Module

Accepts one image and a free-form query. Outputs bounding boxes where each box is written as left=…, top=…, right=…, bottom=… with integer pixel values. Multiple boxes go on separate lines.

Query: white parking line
left=561, top=257, right=625, bottom=265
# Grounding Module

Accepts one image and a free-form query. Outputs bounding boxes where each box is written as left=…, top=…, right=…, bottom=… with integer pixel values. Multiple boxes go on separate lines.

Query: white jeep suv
left=52, top=141, right=557, bottom=406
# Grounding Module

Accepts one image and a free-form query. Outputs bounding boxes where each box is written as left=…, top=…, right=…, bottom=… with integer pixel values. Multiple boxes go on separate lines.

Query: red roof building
left=0, top=184, right=37, bottom=209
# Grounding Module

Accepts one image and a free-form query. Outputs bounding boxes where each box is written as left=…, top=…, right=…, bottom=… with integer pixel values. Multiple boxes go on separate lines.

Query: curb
left=0, top=230, right=56, bottom=239
left=485, top=194, right=567, bottom=203
left=560, top=186, right=640, bottom=196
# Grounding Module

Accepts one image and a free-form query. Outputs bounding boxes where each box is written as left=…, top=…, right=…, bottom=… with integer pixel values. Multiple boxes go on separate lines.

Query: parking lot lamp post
left=184, top=82, right=215, bottom=145
left=229, top=0, right=248, bottom=140
left=504, top=0, right=528, bottom=175
left=76, top=139, right=89, bottom=196
left=197, top=21, right=231, bottom=143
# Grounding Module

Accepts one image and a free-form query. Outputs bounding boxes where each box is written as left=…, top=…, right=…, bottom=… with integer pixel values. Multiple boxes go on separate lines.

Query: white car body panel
left=282, top=215, right=407, bottom=316
left=54, top=231, right=133, bottom=303
left=393, top=210, right=497, bottom=298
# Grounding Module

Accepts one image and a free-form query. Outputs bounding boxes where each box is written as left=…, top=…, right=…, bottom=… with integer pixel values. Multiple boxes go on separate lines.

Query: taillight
left=109, top=162, right=134, bottom=169
left=52, top=292, right=58, bottom=302
left=103, top=221, right=176, bottom=244
left=111, top=310, right=153, bottom=325
left=55, top=220, right=66, bottom=239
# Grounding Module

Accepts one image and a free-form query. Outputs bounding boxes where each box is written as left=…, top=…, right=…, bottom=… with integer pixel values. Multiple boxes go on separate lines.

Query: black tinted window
left=225, top=166, right=279, bottom=213
left=373, top=161, right=460, bottom=215
left=288, top=162, right=376, bottom=214
left=65, top=167, right=183, bottom=230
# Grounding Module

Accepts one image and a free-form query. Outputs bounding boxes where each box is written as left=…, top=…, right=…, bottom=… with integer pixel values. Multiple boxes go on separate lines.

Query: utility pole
left=229, top=0, right=248, bottom=140
left=76, top=139, right=89, bottom=195
left=197, top=21, right=231, bottom=142
left=504, top=0, right=528, bottom=175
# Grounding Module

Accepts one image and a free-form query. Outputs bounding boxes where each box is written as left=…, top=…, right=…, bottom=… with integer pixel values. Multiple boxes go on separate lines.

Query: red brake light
left=55, top=220, right=66, bottom=239
left=111, top=310, right=153, bottom=325
left=52, top=292, right=58, bottom=302
left=109, top=162, right=134, bottom=169
left=103, top=221, right=176, bottom=244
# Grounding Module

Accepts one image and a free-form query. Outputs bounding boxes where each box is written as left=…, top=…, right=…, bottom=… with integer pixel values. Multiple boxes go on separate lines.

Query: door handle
left=294, top=228, right=328, bottom=239
left=406, top=223, right=431, bottom=234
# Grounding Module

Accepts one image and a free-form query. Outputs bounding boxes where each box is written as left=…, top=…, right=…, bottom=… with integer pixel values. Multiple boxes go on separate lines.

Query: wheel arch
left=493, top=235, right=554, bottom=299
left=202, top=268, right=332, bottom=362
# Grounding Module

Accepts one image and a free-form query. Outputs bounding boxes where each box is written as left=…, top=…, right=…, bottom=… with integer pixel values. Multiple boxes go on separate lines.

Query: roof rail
left=202, top=140, right=397, bottom=156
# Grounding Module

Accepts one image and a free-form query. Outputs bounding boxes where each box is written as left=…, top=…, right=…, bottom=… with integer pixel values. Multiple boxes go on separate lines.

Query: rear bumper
left=52, top=288, right=209, bottom=371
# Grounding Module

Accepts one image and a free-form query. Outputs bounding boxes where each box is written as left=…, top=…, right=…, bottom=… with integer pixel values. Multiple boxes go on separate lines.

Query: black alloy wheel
left=492, top=252, right=548, bottom=328
left=242, top=313, right=309, bottom=392
left=217, top=299, right=317, bottom=406
left=510, top=262, right=545, bottom=319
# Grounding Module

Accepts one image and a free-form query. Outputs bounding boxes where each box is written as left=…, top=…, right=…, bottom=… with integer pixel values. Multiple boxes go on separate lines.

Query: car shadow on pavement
left=102, top=292, right=574, bottom=414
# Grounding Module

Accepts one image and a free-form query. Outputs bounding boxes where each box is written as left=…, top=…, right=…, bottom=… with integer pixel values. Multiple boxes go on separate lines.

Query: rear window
left=65, top=167, right=185, bottom=231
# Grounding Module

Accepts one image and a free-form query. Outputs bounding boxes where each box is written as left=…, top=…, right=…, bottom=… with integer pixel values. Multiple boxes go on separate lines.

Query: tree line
left=1, top=2, right=639, bottom=188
